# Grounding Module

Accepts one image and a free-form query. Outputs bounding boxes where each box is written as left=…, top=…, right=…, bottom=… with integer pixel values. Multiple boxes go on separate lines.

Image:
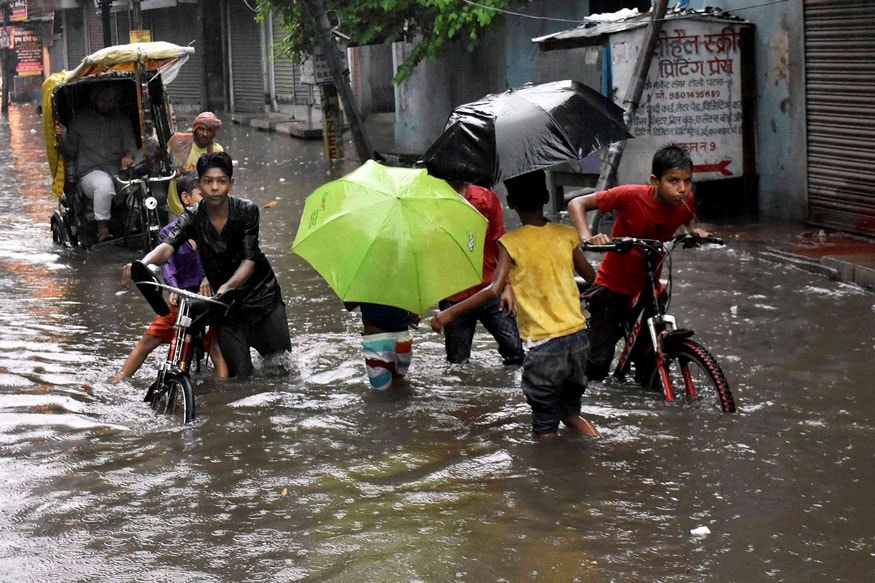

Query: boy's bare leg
left=561, top=414, right=601, bottom=438
left=210, top=342, right=229, bottom=379
left=111, top=334, right=163, bottom=382
left=534, top=431, right=560, bottom=441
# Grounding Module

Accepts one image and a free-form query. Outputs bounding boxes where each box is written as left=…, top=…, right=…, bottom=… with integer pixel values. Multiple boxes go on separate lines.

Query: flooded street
left=1, top=103, right=874, bottom=582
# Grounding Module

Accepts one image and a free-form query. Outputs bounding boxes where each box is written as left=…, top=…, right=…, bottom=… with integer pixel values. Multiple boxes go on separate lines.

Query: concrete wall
left=350, top=44, right=395, bottom=115
left=393, top=0, right=592, bottom=154
left=685, top=0, right=806, bottom=222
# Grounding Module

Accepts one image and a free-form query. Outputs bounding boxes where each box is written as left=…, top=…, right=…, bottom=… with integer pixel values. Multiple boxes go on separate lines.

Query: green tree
left=258, top=0, right=519, bottom=83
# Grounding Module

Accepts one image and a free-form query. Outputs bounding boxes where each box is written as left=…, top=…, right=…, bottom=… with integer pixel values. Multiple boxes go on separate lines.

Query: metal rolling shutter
left=228, top=3, right=265, bottom=112
left=271, top=14, right=313, bottom=106
left=804, top=0, right=875, bottom=236
left=64, top=8, right=87, bottom=67
left=149, top=5, right=203, bottom=107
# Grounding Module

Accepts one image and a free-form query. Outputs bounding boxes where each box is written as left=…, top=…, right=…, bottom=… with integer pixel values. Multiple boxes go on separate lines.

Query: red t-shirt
left=594, top=184, right=696, bottom=297
left=446, top=184, right=506, bottom=301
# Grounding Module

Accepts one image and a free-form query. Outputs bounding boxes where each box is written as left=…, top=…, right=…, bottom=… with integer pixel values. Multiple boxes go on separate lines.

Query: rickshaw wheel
left=51, top=212, right=70, bottom=247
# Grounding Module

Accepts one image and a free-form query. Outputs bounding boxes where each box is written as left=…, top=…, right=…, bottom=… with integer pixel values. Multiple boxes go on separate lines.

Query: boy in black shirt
left=128, top=152, right=291, bottom=378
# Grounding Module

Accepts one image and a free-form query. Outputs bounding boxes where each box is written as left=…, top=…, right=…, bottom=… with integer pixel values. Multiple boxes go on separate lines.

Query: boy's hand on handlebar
left=121, top=153, right=134, bottom=170
left=582, top=233, right=611, bottom=246
left=199, top=278, right=213, bottom=297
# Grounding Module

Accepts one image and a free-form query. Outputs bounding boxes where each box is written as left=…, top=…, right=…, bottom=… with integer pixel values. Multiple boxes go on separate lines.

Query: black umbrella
left=420, top=80, right=631, bottom=187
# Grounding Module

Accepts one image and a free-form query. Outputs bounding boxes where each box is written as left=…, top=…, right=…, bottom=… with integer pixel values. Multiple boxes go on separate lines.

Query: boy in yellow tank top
left=431, top=170, right=600, bottom=440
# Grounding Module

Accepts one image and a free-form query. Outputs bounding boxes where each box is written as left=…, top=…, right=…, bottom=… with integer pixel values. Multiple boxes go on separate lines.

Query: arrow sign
left=693, top=160, right=733, bottom=176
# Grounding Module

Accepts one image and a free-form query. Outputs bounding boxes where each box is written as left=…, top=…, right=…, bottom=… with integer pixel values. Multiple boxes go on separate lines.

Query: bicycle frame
left=155, top=293, right=203, bottom=387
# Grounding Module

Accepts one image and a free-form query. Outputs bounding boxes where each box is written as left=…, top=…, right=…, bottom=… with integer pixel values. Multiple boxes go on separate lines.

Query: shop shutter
left=271, top=14, right=314, bottom=106
left=65, top=8, right=87, bottom=67
left=149, top=5, right=203, bottom=107
left=804, top=0, right=875, bottom=236
left=228, top=4, right=265, bottom=112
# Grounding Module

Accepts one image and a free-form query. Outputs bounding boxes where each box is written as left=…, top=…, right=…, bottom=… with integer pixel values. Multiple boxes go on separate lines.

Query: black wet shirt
left=164, top=196, right=282, bottom=320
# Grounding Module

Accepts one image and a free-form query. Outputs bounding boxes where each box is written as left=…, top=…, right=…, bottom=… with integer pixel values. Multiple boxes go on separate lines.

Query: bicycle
left=130, top=260, right=234, bottom=424
left=115, top=165, right=176, bottom=252
left=581, top=233, right=736, bottom=413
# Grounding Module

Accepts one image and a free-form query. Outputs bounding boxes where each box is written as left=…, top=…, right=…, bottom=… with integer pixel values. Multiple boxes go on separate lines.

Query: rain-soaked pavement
left=1, top=102, right=874, bottom=582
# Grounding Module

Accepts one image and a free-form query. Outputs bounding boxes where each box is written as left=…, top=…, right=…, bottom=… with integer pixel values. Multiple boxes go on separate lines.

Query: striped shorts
left=361, top=330, right=413, bottom=391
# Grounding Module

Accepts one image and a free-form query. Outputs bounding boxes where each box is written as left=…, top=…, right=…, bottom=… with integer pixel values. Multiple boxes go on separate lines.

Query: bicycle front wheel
left=151, top=371, right=195, bottom=424
left=648, top=339, right=736, bottom=413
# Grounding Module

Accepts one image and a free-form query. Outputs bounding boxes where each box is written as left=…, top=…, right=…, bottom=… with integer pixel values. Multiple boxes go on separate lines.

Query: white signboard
left=611, top=21, right=747, bottom=183
left=301, top=43, right=348, bottom=85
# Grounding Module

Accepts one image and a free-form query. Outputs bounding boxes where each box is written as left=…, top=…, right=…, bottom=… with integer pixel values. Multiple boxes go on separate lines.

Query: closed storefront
left=270, top=12, right=313, bottom=107
left=227, top=0, right=265, bottom=112
left=148, top=4, right=203, bottom=108
left=804, top=0, right=875, bottom=236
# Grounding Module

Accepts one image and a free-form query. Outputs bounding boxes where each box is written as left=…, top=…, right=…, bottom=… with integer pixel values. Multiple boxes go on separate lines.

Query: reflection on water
left=0, top=104, right=874, bottom=581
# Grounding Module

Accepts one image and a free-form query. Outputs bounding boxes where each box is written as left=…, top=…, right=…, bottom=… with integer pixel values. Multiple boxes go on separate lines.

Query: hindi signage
left=610, top=19, right=752, bottom=183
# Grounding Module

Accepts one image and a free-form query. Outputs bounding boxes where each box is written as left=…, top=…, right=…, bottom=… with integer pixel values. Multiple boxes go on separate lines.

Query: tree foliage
left=258, top=0, right=519, bottom=83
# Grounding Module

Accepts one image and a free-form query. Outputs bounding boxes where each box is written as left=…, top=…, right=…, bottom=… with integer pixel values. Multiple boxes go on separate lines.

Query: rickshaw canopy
left=64, top=41, right=194, bottom=84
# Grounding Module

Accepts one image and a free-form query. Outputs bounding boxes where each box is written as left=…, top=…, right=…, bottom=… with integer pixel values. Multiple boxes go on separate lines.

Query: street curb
left=761, top=248, right=840, bottom=280
left=761, top=247, right=875, bottom=291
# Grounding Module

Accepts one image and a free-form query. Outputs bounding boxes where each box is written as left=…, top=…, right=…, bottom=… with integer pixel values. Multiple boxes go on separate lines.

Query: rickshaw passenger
left=166, top=111, right=224, bottom=216
left=54, top=84, right=137, bottom=242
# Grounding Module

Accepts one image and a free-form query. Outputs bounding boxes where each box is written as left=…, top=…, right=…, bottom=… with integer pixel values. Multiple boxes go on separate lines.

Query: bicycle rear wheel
left=648, top=338, right=735, bottom=413
left=151, top=371, right=195, bottom=424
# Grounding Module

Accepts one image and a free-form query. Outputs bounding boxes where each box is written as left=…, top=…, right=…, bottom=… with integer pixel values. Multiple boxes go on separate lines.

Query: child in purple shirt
left=112, top=174, right=227, bottom=381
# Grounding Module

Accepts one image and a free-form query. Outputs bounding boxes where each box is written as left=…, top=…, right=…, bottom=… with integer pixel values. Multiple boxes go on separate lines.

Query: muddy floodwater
left=1, top=104, right=873, bottom=582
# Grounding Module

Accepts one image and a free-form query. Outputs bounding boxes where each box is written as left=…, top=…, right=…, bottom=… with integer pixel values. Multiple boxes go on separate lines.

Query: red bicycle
left=582, top=233, right=736, bottom=413
left=130, top=260, right=234, bottom=423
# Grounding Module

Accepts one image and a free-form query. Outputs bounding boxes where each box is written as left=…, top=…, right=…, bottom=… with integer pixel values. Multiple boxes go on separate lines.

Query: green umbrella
left=291, top=160, right=488, bottom=315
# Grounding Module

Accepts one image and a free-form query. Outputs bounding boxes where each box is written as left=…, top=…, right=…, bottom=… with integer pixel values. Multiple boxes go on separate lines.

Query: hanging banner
left=13, top=26, right=42, bottom=77
left=11, top=0, right=28, bottom=22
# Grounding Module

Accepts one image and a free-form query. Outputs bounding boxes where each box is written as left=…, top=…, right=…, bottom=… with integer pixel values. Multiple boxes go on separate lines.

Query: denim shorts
left=520, top=328, right=590, bottom=434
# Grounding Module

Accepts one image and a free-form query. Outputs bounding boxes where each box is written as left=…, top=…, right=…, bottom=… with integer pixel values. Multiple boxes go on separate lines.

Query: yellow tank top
left=499, top=222, right=586, bottom=342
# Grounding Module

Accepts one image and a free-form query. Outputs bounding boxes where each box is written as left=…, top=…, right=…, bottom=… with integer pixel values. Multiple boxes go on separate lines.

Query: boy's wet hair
left=652, top=143, right=693, bottom=179
left=503, top=169, right=549, bottom=212
left=176, top=171, right=199, bottom=198
left=197, top=151, right=233, bottom=179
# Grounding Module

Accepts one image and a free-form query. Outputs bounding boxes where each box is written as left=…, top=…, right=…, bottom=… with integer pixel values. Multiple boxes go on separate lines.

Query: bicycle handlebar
left=581, top=233, right=724, bottom=253
left=115, top=169, right=177, bottom=188
left=135, top=280, right=233, bottom=308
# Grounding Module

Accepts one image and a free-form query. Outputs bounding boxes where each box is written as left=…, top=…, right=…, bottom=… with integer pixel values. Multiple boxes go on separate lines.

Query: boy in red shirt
left=439, top=182, right=524, bottom=366
left=567, top=143, right=710, bottom=382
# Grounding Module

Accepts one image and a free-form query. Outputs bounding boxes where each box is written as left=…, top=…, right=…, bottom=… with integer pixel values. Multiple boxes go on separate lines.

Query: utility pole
left=97, top=0, right=113, bottom=48
left=131, top=0, right=143, bottom=34
left=591, top=0, right=669, bottom=231
left=0, top=0, right=11, bottom=115
left=298, top=0, right=373, bottom=162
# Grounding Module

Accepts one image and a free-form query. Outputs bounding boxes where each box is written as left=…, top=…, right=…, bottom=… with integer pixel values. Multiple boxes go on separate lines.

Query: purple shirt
left=159, top=221, right=204, bottom=291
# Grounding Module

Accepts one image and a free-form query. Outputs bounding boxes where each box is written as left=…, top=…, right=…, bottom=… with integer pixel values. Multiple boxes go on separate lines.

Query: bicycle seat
left=131, top=260, right=171, bottom=316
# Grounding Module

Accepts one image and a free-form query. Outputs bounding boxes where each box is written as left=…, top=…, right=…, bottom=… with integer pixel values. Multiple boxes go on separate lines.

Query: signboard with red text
left=610, top=19, right=753, bottom=183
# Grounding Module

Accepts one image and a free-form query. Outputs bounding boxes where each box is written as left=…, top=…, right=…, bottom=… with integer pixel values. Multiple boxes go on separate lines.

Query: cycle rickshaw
left=42, top=41, right=195, bottom=250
